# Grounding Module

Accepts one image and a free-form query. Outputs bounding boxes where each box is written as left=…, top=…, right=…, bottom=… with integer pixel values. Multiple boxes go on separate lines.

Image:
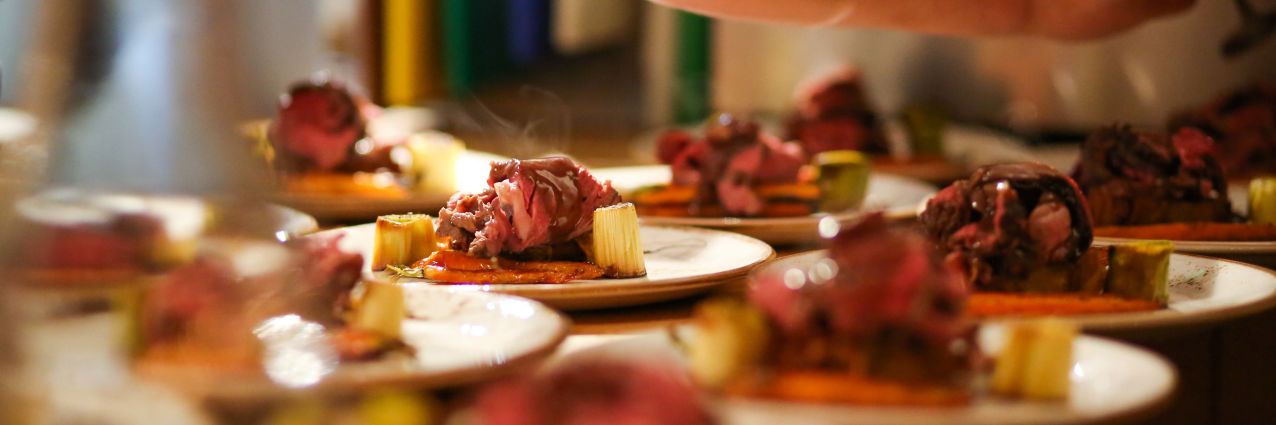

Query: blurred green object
left=1250, top=176, right=1276, bottom=224
left=902, top=104, right=947, bottom=157
left=815, top=150, right=871, bottom=213
left=358, top=390, right=438, bottom=425
left=674, top=11, right=711, bottom=125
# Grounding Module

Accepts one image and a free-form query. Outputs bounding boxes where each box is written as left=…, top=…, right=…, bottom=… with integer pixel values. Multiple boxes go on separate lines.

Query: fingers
left=1029, top=0, right=1198, bottom=40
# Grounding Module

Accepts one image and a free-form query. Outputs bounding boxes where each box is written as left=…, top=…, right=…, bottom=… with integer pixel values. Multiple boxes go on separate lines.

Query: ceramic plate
left=0, top=107, right=37, bottom=143
left=558, top=326, right=1174, bottom=425
left=590, top=165, right=936, bottom=245
left=318, top=223, right=776, bottom=310
left=274, top=150, right=505, bottom=222
left=135, top=288, right=568, bottom=399
left=17, top=188, right=318, bottom=239
left=758, top=250, right=1276, bottom=333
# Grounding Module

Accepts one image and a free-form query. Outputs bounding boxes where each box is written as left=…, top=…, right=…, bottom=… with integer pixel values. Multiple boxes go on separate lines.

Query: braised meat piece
left=270, top=81, right=367, bottom=172
left=785, top=68, right=889, bottom=155
left=920, top=163, right=1093, bottom=289
left=750, top=213, right=976, bottom=383
left=1170, top=84, right=1276, bottom=178
left=1072, top=124, right=1232, bottom=226
left=658, top=114, right=807, bottom=216
left=436, top=157, right=621, bottom=258
left=472, top=357, right=713, bottom=425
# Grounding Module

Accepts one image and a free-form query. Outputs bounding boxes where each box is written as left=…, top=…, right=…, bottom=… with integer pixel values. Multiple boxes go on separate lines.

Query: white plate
left=17, top=188, right=318, bottom=240
left=0, top=107, right=37, bottom=143
left=1093, top=236, right=1276, bottom=256
left=558, top=326, right=1175, bottom=425
left=136, top=288, right=568, bottom=399
left=758, top=250, right=1276, bottom=333
left=318, top=223, right=776, bottom=310
left=274, top=150, right=505, bottom=222
left=590, top=165, right=936, bottom=245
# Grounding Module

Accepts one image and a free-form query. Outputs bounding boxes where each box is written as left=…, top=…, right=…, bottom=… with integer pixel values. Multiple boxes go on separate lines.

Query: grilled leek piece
left=1251, top=177, right=1276, bottom=224
left=992, top=319, right=1077, bottom=400
left=689, top=298, right=770, bottom=388
left=350, top=281, right=405, bottom=339
left=371, top=214, right=437, bottom=271
left=590, top=203, right=646, bottom=278
left=1107, top=241, right=1172, bottom=305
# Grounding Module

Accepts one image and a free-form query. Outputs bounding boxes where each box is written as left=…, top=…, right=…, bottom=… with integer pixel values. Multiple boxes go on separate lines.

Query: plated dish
left=758, top=250, right=1276, bottom=332
left=593, top=164, right=934, bottom=245
left=316, top=156, right=774, bottom=310
left=250, top=77, right=504, bottom=221
left=324, top=221, right=773, bottom=310
left=140, top=286, right=567, bottom=399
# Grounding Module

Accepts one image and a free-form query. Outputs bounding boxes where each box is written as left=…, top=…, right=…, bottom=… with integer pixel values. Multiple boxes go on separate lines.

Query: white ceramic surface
left=590, top=165, right=936, bottom=245
left=319, top=223, right=776, bottom=310
left=138, top=288, right=568, bottom=399
left=17, top=188, right=318, bottom=240
left=557, top=326, right=1175, bottom=425
left=274, top=150, right=505, bottom=221
left=759, top=250, right=1276, bottom=332
left=0, top=107, right=36, bottom=142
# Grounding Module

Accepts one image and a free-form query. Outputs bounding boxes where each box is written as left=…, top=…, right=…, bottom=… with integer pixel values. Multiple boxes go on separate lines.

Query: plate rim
left=136, top=289, right=571, bottom=400
left=1094, top=236, right=1276, bottom=255
left=713, top=331, right=1178, bottom=425
left=753, top=250, right=1276, bottom=332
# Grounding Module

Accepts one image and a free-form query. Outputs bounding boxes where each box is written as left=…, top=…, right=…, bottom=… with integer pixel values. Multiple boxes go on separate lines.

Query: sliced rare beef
left=270, top=80, right=369, bottom=172
left=658, top=114, right=807, bottom=216
left=436, top=157, right=621, bottom=258
left=1170, top=83, right=1276, bottom=178
left=1072, top=124, right=1232, bottom=226
left=785, top=68, right=889, bottom=155
left=920, top=163, right=1093, bottom=289
left=749, top=213, right=975, bottom=381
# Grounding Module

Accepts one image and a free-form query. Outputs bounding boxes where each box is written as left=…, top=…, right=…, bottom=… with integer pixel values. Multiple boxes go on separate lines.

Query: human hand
left=647, top=0, right=1196, bottom=40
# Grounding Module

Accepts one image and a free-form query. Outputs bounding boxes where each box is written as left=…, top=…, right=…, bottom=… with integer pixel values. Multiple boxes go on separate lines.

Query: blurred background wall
left=2, top=0, right=1273, bottom=142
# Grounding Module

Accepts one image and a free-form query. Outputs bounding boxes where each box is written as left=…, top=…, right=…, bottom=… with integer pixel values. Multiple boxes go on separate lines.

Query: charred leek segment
left=372, top=214, right=437, bottom=271
left=1107, top=241, right=1172, bottom=305
left=815, top=150, right=871, bottom=213
left=590, top=203, right=646, bottom=278
left=1251, top=177, right=1276, bottom=224
left=351, top=281, right=405, bottom=340
left=991, top=319, right=1077, bottom=400
left=689, top=298, right=770, bottom=389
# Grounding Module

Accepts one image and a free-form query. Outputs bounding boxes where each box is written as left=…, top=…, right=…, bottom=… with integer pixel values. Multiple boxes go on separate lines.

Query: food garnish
left=1107, top=241, right=1172, bottom=304
left=814, top=150, right=871, bottom=212
left=991, top=319, right=1077, bottom=400
left=588, top=203, right=647, bottom=278
left=349, top=281, right=406, bottom=340
left=1251, top=176, right=1276, bottom=224
left=688, top=298, right=769, bottom=388
left=371, top=213, right=437, bottom=271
